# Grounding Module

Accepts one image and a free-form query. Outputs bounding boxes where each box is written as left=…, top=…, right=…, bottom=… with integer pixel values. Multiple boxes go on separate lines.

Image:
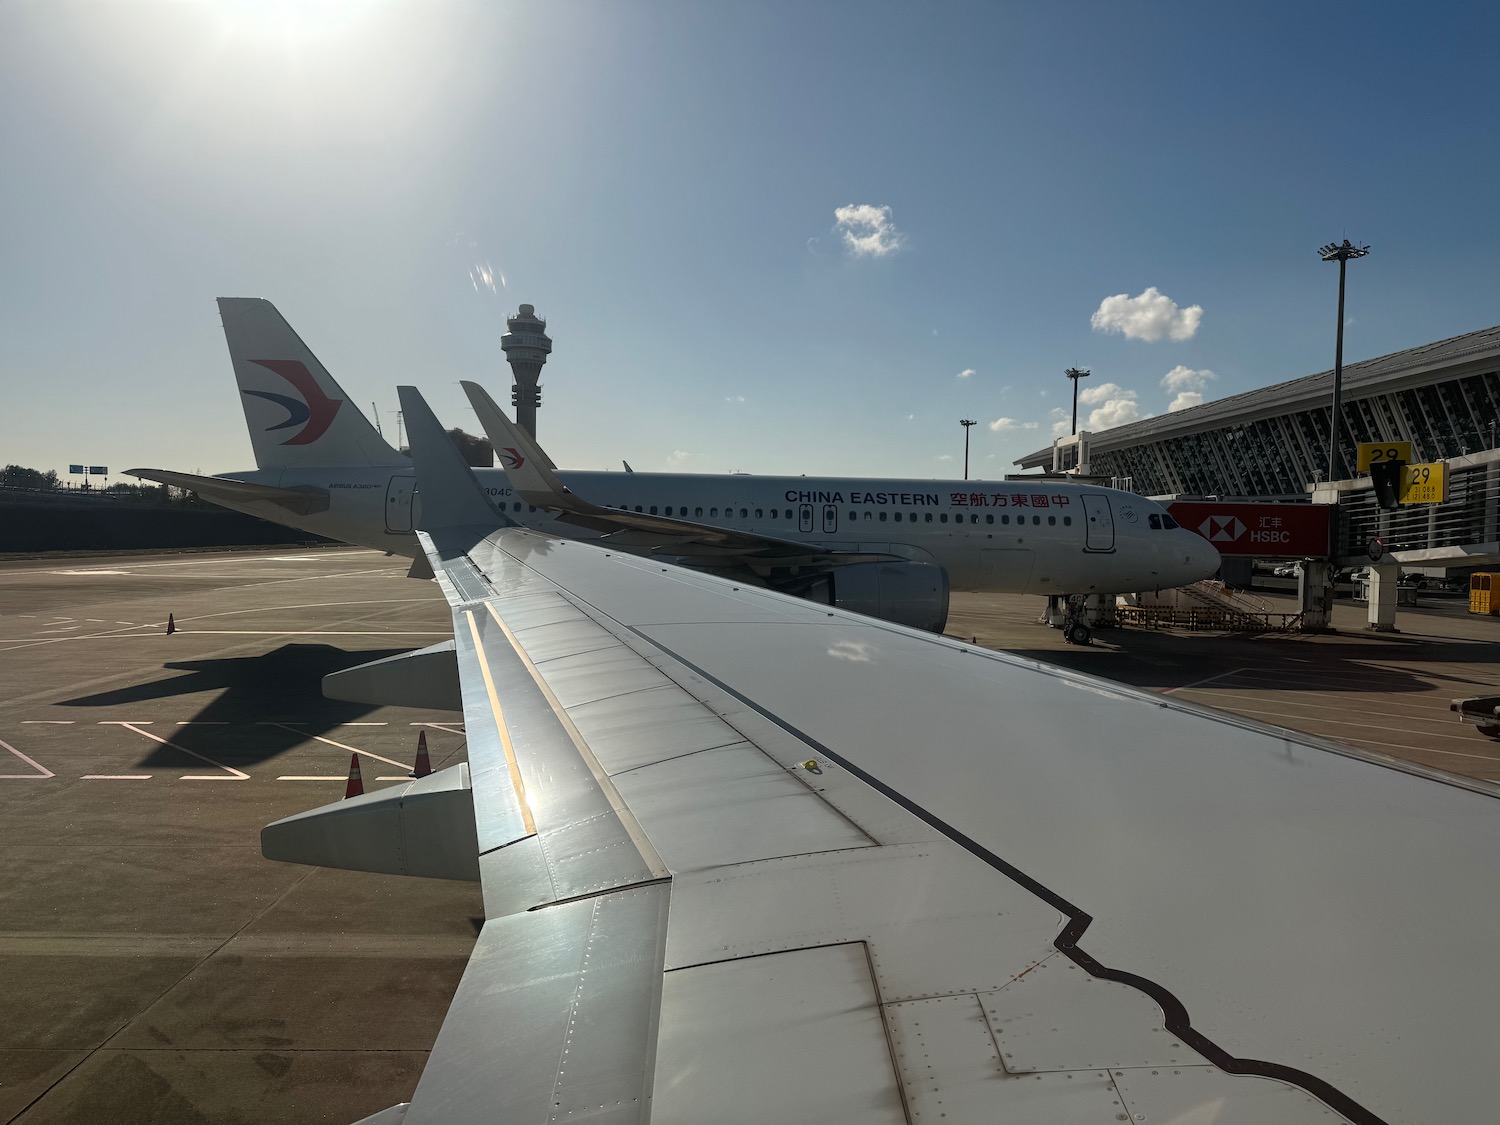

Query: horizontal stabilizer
left=126, top=468, right=329, bottom=516
left=261, top=764, right=479, bottom=881
left=322, top=641, right=461, bottom=712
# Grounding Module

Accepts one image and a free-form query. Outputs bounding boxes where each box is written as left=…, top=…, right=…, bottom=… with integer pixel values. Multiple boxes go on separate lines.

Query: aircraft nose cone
left=1183, top=535, right=1221, bottom=581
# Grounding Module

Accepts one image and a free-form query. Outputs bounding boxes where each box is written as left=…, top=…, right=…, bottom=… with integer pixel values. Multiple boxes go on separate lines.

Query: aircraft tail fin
left=219, top=298, right=407, bottom=471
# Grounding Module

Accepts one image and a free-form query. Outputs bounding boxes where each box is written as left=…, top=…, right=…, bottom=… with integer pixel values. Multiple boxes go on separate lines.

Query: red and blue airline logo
left=241, top=360, right=342, bottom=446
left=500, top=447, right=526, bottom=469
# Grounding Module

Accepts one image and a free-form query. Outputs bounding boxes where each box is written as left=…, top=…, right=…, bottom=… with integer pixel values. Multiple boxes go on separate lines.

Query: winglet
left=397, top=386, right=501, bottom=534
left=460, top=381, right=569, bottom=508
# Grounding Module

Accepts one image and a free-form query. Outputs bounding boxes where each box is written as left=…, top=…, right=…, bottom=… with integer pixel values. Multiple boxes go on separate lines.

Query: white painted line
left=175, top=721, right=229, bottom=725
left=1161, top=667, right=1253, bottom=695
left=100, top=720, right=153, bottom=725
left=159, top=630, right=449, bottom=636
left=412, top=722, right=465, bottom=735
left=344, top=722, right=388, bottom=726
left=81, top=774, right=152, bottom=780
left=260, top=723, right=413, bottom=771
left=22, top=720, right=74, bottom=724
left=116, top=621, right=135, bottom=625
left=0, top=739, right=54, bottom=778
left=36, top=626, right=83, bottom=633
left=375, top=775, right=414, bottom=781
left=277, top=775, right=345, bottom=781
left=102, top=721, right=249, bottom=780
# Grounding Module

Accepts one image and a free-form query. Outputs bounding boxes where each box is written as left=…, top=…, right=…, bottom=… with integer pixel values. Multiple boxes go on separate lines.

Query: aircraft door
left=1081, top=492, right=1115, bottom=552
left=822, top=504, right=838, bottom=533
left=799, top=504, right=814, bottom=533
left=386, top=474, right=416, bottom=533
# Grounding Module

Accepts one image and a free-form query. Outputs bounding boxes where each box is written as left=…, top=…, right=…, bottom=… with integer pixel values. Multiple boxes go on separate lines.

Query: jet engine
left=801, top=560, right=950, bottom=633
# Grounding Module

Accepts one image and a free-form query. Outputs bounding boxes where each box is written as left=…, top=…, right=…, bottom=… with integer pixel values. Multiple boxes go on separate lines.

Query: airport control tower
left=500, top=304, right=553, bottom=439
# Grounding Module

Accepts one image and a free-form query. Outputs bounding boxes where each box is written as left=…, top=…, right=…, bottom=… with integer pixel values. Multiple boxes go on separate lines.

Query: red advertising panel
left=1166, top=501, right=1331, bottom=558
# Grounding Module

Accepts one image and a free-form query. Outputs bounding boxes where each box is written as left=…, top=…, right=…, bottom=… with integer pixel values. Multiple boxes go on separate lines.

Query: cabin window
left=755, top=508, right=763, bottom=519
left=528, top=505, right=537, bottom=513
left=925, top=512, right=933, bottom=523
left=863, top=511, right=872, bottom=521
left=879, top=511, right=888, bottom=522
left=940, top=513, right=948, bottom=523
left=1001, top=514, right=1009, bottom=525
left=635, top=505, right=643, bottom=512
left=649, top=506, right=658, bottom=515
left=513, top=502, right=522, bottom=512
left=740, top=508, right=748, bottom=518
left=1048, top=516, right=1056, bottom=525
left=710, top=507, right=718, bottom=517
left=695, top=507, right=703, bottom=517
left=1032, top=515, right=1041, bottom=525
left=1063, top=516, right=1072, bottom=526
left=985, top=514, right=993, bottom=524
left=893, top=512, right=902, bottom=522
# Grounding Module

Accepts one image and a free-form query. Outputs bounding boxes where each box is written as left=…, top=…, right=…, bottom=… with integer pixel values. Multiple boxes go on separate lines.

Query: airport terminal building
left=1017, top=325, right=1500, bottom=563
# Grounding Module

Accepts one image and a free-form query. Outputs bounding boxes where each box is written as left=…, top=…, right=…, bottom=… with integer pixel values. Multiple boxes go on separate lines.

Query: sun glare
left=213, top=0, right=374, bottom=47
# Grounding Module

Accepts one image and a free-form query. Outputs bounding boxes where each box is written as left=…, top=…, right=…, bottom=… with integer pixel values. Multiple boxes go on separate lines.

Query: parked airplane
left=261, top=384, right=1500, bottom=1125
left=128, top=299, right=1218, bottom=632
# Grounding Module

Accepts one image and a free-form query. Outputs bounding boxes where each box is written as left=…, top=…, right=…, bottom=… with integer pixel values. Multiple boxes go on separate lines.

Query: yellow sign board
left=1400, top=462, right=1447, bottom=504
left=1357, top=441, right=1413, bottom=472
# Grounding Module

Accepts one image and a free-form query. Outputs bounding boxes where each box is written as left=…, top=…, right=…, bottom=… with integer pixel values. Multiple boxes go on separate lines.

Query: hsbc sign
left=1166, top=501, right=1331, bottom=558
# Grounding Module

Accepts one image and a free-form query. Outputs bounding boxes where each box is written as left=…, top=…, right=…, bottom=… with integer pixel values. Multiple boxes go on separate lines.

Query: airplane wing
left=462, top=379, right=897, bottom=574
left=125, top=467, right=330, bottom=516
left=265, top=387, right=1500, bottom=1125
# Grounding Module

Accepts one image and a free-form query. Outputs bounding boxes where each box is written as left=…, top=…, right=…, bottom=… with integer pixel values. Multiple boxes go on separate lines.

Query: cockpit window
left=1162, top=512, right=1180, bottom=529
left=1149, top=514, right=1162, bottom=529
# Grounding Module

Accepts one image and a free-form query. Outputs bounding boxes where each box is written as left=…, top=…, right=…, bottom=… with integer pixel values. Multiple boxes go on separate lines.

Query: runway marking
left=101, top=721, right=250, bottom=780
left=0, top=739, right=54, bottom=778
left=412, top=722, right=465, bottom=735
left=376, top=775, right=415, bottom=781
left=276, top=775, right=345, bottom=781
left=175, top=721, right=229, bottom=725
left=22, top=720, right=74, bottom=724
left=116, top=621, right=135, bottom=625
left=344, top=722, right=388, bottom=726
left=155, top=630, right=448, bottom=636
left=36, top=625, right=83, bottom=633
left=259, top=722, right=413, bottom=771
left=81, top=774, right=152, bottom=780
left=1161, top=667, right=1252, bottom=695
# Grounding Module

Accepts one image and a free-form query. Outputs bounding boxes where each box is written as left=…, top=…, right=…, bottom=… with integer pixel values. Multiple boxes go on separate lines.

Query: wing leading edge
left=283, top=388, right=1500, bottom=1125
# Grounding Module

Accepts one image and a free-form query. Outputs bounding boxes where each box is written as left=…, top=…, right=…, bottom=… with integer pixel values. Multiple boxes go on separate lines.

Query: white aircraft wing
left=268, top=387, right=1500, bottom=1125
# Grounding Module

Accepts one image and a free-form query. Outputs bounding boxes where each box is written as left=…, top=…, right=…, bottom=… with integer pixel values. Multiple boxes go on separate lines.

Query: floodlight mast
left=1319, top=239, right=1370, bottom=481
left=1065, top=368, right=1090, bottom=435
left=960, top=419, right=977, bottom=481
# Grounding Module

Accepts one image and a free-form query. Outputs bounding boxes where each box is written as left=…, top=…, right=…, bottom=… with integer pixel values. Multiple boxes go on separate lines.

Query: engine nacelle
left=803, top=561, right=950, bottom=633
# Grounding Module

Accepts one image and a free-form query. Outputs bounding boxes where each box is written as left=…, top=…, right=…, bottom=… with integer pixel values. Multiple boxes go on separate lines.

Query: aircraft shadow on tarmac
left=56, top=643, right=414, bottom=769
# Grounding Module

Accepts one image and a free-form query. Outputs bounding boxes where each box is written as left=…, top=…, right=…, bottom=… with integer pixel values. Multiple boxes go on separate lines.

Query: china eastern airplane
left=129, top=298, right=1219, bottom=633
left=257, top=383, right=1500, bottom=1125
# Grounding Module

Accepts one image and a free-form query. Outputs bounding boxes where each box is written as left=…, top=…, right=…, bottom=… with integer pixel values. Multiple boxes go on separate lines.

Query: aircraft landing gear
left=1062, top=595, right=1092, bottom=645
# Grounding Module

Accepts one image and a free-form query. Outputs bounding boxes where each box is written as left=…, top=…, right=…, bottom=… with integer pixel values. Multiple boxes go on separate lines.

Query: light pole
left=1064, top=367, right=1091, bottom=435
left=1319, top=239, right=1370, bottom=481
left=960, top=419, right=977, bottom=480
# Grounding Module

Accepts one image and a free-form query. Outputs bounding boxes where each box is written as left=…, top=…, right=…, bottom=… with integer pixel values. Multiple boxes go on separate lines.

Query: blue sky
left=3, top=1, right=1497, bottom=482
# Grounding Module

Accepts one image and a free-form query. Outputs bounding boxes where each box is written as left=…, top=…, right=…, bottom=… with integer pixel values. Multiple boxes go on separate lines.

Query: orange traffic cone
left=344, top=753, right=364, bottom=799
left=411, top=730, right=432, bottom=778
left=165, top=614, right=176, bottom=635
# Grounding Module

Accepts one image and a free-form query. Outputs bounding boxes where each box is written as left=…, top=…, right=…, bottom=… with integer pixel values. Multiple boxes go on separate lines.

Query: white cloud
left=1160, top=365, right=1215, bottom=392
left=725, top=395, right=746, bottom=405
left=937, top=453, right=954, bottom=462
left=834, top=203, right=904, bottom=258
left=1168, top=391, right=1205, bottom=412
left=905, top=413, right=915, bottom=421
left=1050, top=407, right=1070, bottom=438
left=1089, top=397, right=1143, bottom=430
left=957, top=368, right=975, bottom=379
left=1091, top=287, right=1203, bottom=341
left=989, top=417, right=1039, bottom=433
left=666, top=450, right=693, bottom=466
left=1078, top=380, right=1128, bottom=405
